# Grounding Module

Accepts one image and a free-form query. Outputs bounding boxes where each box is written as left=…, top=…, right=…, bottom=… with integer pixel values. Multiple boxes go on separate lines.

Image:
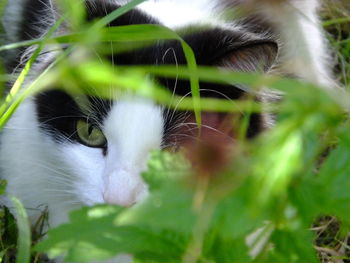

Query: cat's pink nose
left=103, top=170, right=148, bottom=207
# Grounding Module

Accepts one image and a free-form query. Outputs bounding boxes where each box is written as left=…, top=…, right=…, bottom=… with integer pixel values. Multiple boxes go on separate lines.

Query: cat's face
left=35, top=92, right=163, bottom=207
left=1, top=0, right=278, bottom=226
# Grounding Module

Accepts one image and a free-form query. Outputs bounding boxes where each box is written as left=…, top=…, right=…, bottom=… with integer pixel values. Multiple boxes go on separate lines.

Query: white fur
left=136, top=0, right=219, bottom=29
left=0, top=98, right=74, bottom=225
left=256, top=0, right=335, bottom=87
left=103, top=98, right=163, bottom=206
left=2, top=0, right=26, bottom=43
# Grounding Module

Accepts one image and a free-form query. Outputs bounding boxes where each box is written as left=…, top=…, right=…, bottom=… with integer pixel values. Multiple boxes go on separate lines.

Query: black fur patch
left=4, top=0, right=52, bottom=71
left=20, top=0, right=51, bottom=41
left=85, top=0, right=159, bottom=26
left=35, top=90, right=111, bottom=147
left=35, top=90, right=81, bottom=140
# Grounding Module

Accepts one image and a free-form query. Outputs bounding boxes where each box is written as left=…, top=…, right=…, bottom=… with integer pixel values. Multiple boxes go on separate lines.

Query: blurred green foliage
left=34, top=82, right=350, bottom=263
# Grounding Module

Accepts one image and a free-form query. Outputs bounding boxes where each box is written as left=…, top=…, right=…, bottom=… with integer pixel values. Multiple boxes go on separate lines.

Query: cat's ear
left=220, top=41, right=278, bottom=72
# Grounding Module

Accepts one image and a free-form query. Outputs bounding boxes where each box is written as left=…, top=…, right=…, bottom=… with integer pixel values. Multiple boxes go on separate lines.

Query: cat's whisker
left=61, top=201, right=83, bottom=206
left=41, top=190, right=75, bottom=196
left=39, top=115, right=82, bottom=126
left=166, top=91, right=193, bottom=127
left=178, top=122, right=234, bottom=139
left=162, top=111, right=194, bottom=140
left=26, top=162, right=73, bottom=178
left=168, top=132, right=201, bottom=141
left=162, top=47, right=179, bottom=122
left=160, top=142, right=176, bottom=149
left=199, top=88, right=244, bottom=114
left=40, top=0, right=58, bottom=21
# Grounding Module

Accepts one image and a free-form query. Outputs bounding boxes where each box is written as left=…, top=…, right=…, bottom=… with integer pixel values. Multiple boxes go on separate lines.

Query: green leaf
left=36, top=205, right=125, bottom=261
left=0, top=249, right=6, bottom=261
left=36, top=205, right=186, bottom=263
left=289, top=176, right=326, bottom=224
left=211, top=191, right=266, bottom=239
left=318, top=140, right=350, bottom=222
left=253, top=125, right=303, bottom=204
left=142, top=151, right=190, bottom=191
left=203, top=230, right=250, bottom=263
left=267, top=229, right=319, bottom=263
left=117, top=184, right=196, bottom=235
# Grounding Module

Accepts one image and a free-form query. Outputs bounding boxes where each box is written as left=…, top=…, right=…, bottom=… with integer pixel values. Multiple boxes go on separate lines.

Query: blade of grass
left=0, top=44, right=72, bottom=128
left=180, top=40, right=201, bottom=126
left=0, top=39, right=47, bottom=52
left=323, top=17, right=350, bottom=27
left=0, top=249, right=6, bottom=260
left=10, top=196, right=31, bottom=263
left=0, top=63, right=57, bottom=128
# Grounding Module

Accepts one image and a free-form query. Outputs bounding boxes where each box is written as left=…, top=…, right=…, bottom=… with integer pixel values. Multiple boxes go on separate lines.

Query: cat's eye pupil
left=88, top=124, right=94, bottom=135
left=76, top=119, right=107, bottom=148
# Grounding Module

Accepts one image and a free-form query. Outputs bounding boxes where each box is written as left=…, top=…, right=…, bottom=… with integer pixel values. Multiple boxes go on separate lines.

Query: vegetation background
left=0, top=0, right=350, bottom=263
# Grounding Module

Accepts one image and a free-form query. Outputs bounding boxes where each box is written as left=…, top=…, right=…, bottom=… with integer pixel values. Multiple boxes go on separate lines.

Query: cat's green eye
left=76, top=120, right=107, bottom=148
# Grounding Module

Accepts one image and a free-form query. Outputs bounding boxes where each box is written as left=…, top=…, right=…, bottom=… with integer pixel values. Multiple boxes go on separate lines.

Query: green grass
left=322, top=0, right=350, bottom=87
left=0, top=1, right=350, bottom=263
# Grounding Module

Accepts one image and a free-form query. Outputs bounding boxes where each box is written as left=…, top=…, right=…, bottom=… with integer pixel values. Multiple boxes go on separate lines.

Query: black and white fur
left=0, top=0, right=334, bottom=262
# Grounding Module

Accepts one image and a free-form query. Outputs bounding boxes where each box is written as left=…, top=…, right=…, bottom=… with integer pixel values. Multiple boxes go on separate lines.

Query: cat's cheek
left=58, top=144, right=106, bottom=205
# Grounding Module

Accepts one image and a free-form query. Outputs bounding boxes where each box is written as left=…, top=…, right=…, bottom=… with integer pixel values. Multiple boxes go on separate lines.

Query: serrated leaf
left=268, top=229, right=319, bottom=263
left=203, top=229, right=251, bottom=263
left=142, top=151, right=190, bottom=191
left=117, top=183, right=196, bottom=235
left=318, top=142, right=350, bottom=222
left=36, top=204, right=186, bottom=263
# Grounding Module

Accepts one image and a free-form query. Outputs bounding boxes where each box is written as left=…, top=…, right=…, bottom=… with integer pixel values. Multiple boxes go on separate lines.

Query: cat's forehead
left=135, top=0, right=220, bottom=29
left=94, top=0, right=229, bottom=29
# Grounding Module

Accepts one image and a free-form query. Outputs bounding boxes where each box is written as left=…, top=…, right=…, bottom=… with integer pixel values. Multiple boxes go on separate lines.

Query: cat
left=0, top=0, right=334, bottom=262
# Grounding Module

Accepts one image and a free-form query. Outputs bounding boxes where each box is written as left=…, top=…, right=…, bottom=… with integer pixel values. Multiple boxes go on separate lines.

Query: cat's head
left=2, top=0, right=278, bottom=210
